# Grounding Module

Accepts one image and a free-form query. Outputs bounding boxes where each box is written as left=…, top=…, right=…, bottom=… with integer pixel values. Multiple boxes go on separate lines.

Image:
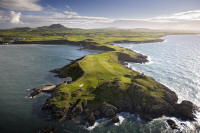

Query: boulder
left=111, top=116, right=120, bottom=123
left=29, top=88, right=42, bottom=98
left=73, top=106, right=83, bottom=115
left=100, top=103, right=118, bottom=118
left=174, top=100, right=199, bottom=121
left=87, top=112, right=96, bottom=126
left=94, top=110, right=101, bottom=118
left=166, top=119, right=179, bottom=130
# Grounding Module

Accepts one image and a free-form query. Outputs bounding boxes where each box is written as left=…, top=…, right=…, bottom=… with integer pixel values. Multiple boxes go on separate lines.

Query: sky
left=0, top=0, right=200, bottom=30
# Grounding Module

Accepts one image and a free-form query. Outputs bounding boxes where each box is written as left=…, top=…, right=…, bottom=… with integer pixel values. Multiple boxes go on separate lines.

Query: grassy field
left=0, top=24, right=167, bottom=44
left=49, top=50, right=165, bottom=114
left=0, top=24, right=188, bottom=121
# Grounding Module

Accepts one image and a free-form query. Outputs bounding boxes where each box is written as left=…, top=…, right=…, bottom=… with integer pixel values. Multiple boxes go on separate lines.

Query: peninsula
left=0, top=24, right=199, bottom=127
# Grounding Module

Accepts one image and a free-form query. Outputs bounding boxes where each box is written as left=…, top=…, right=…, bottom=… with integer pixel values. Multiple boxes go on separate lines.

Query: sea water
left=0, top=35, right=200, bottom=133
left=0, top=45, right=98, bottom=133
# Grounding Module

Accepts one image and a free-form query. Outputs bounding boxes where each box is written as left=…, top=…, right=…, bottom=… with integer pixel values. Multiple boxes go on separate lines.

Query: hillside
left=43, top=43, right=199, bottom=126
left=1, top=24, right=199, bottom=127
left=0, top=24, right=167, bottom=44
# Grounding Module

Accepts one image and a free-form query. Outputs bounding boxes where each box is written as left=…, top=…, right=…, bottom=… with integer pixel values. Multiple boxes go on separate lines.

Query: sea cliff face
left=42, top=45, right=199, bottom=126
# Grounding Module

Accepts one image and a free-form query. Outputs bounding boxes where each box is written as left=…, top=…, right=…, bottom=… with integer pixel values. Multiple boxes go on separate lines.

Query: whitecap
left=114, top=115, right=125, bottom=126
left=86, top=118, right=108, bottom=131
left=146, top=56, right=153, bottom=65
left=155, top=113, right=200, bottom=132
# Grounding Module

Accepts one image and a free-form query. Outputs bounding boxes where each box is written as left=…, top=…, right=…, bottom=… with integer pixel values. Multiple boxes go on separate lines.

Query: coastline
left=37, top=35, right=200, bottom=129
left=1, top=23, right=200, bottom=133
left=8, top=33, right=197, bottom=133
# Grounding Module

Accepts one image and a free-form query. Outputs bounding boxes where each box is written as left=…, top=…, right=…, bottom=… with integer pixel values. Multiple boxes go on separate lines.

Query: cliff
left=42, top=47, right=199, bottom=126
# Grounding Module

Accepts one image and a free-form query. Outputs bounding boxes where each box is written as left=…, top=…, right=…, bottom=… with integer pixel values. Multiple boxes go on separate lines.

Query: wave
left=158, top=112, right=200, bottom=132
left=85, top=118, right=108, bottom=131
left=146, top=56, right=153, bottom=65
left=85, top=111, right=200, bottom=132
left=85, top=112, right=142, bottom=130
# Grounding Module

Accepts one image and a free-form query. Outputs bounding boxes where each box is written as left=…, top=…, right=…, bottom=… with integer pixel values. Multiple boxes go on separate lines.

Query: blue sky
left=37, top=0, right=200, bottom=18
left=0, top=0, right=200, bottom=30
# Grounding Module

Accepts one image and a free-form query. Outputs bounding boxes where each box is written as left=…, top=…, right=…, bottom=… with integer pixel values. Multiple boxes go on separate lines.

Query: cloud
left=151, top=10, right=200, bottom=22
left=106, top=10, right=200, bottom=31
left=169, top=10, right=200, bottom=20
left=64, top=11, right=78, bottom=16
left=10, top=11, right=22, bottom=24
left=20, top=10, right=113, bottom=28
left=1, top=9, right=200, bottom=31
left=0, top=10, right=23, bottom=28
left=46, top=4, right=57, bottom=11
left=0, top=0, right=42, bottom=11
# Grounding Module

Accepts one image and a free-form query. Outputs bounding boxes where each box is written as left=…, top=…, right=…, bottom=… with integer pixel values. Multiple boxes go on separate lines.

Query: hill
left=0, top=24, right=199, bottom=126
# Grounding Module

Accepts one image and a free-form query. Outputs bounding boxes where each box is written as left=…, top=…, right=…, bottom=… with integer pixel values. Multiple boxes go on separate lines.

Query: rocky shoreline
left=26, top=38, right=199, bottom=131
left=28, top=84, right=56, bottom=98
left=113, top=38, right=164, bottom=44
left=41, top=54, right=199, bottom=128
left=12, top=40, right=115, bottom=51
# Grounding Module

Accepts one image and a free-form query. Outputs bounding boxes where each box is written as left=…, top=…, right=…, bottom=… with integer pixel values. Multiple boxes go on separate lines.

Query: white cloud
left=0, top=0, right=42, bottom=11
left=151, top=10, right=200, bottom=22
left=172, top=10, right=200, bottom=20
left=64, top=11, right=78, bottom=16
left=46, top=4, right=57, bottom=11
left=10, top=11, right=22, bottom=24
left=20, top=10, right=114, bottom=28
left=1, top=9, right=200, bottom=31
left=0, top=10, right=23, bottom=27
left=107, top=10, right=200, bottom=31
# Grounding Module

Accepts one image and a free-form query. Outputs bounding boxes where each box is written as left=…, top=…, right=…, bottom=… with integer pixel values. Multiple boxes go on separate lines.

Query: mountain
left=48, top=24, right=67, bottom=29
left=30, top=24, right=69, bottom=33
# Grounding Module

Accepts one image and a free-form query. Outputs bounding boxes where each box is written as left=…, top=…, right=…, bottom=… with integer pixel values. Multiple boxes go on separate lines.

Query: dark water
left=0, top=35, right=200, bottom=133
left=0, top=45, right=98, bottom=133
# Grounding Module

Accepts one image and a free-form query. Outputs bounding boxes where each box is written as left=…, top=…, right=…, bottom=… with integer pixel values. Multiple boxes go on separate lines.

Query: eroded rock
left=166, top=119, right=179, bottom=130
left=100, top=103, right=118, bottom=118
left=174, top=100, right=199, bottom=121
left=111, top=116, right=120, bottom=123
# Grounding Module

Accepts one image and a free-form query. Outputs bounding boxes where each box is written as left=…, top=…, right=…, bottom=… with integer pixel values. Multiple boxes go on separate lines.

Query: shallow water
left=0, top=35, right=200, bottom=133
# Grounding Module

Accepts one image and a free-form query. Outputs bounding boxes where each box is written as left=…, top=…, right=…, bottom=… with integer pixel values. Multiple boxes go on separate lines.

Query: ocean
left=0, top=35, right=200, bottom=133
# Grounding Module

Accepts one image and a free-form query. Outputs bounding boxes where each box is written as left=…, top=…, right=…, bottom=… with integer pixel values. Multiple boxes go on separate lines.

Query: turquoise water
left=0, top=35, right=200, bottom=133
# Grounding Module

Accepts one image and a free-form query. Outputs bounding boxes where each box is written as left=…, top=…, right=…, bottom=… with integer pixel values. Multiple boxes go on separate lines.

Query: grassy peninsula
left=1, top=24, right=199, bottom=126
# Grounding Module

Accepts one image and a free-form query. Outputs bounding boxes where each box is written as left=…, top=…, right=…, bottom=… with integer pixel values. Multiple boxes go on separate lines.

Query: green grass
left=65, top=35, right=88, bottom=42
left=49, top=50, right=165, bottom=110
left=0, top=25, right=167, bottom=44
left=0, top=25, right=179, bottom=113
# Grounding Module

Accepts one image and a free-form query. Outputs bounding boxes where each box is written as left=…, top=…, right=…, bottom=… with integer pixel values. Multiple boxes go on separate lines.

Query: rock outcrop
left=42, top=78, right=199, bottom=126
left=28, top=84, right=56, bottom=98
left=166, top=119, right=179, bottom=130
left=117, top=52, right=148, bottom=64
left=40, top=41, right=199, bottom=127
